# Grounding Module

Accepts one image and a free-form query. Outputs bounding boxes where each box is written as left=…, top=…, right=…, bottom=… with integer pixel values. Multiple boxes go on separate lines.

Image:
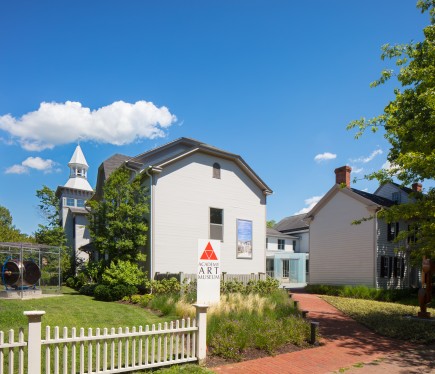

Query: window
left=392, top=192, right=401, bottom=204
left=292, top=240, right=297, bottom=252
left=277, top=239, right=285, bottom=250
left=266, top=258, right=274, bottom=277
left=282, top=260, right=289, bottom=278
left=381, top=255, right=404, bottom=278
left=387, top=222, right=400, bottom=241
left=212, top=163, right=221, bottom=179
left=394, top=257, right=405, bottom=278
left=210, top=208, right=223, bottom=241
left=380, top=256, right=390, bottom=278
left=266, top=238, right=268, bottom=249
left=66, top=198, right=75, bottom=207
left=76, top=199, right=85, bottom=208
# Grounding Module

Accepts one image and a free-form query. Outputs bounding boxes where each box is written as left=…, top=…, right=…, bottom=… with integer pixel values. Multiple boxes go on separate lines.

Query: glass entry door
left=282, top=260, right=289, bottom=279
left=289, top=259, right=299, bottom=282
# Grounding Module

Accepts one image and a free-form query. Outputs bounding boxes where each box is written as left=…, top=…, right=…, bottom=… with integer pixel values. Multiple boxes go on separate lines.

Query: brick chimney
left=334, top=166, right=352, bottom=188
left=412, top=183, right=422, bottom=192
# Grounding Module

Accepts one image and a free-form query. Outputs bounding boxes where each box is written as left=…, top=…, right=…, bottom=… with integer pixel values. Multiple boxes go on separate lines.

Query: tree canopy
left=347, top=0, right=435, bottom=260
left=34, top=186, right=66, bottom=247
left=87, top=166, right=149, bottom=264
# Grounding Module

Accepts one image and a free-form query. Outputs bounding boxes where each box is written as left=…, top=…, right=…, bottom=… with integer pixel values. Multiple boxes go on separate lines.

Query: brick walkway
left=211, top=293, right=433, bottom=374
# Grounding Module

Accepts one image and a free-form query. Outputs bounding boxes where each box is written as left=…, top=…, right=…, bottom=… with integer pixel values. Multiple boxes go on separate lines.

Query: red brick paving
left=211, top=292, right=420, bottom=374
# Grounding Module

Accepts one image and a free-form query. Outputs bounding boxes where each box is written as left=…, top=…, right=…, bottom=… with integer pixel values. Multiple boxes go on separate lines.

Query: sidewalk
left=211, top=292, right=434, bottom=373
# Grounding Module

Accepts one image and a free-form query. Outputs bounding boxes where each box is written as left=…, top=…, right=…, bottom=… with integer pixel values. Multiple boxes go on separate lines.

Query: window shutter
left=388, top=257, right=393, bottom=278
left=380, top=256, right=386, bottom=277
left=393, top=257, right=398, bottom=277
left=400, top=258, right=405, bottom=278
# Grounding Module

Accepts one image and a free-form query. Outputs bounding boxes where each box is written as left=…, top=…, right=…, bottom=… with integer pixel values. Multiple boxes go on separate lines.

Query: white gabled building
left=94, top=137, right=272, bottom=278
left=56, top=145, right=94, bottom=266
left=307, top=166, right=420, bottom=289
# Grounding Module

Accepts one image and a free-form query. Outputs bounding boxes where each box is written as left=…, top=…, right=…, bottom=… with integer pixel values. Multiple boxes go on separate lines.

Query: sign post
left=197, top=239, right=221, bottom=305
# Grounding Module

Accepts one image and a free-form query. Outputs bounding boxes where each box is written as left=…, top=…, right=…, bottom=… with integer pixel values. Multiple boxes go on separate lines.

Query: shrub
left=220, top=277, right=280, bottom=295
left=110, top=284, right=137, bottom=301
left=148, top=277, right=181, bottom=294
left=102, top=259, right=146, bottom=288
left=79, top=283, right=97, bottom=296
left=94, top=285, right=113, bottom=302
left=139, top=294, right=154, bottom=307
left=73, top=272, right=88, bottom=290
left=306, top=284, right=414, bottom=302
left=65, top=277, right=75, bottom=288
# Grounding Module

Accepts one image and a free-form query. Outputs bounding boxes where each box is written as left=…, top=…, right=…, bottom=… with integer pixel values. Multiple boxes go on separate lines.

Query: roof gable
left=306, top=185, right=391, bottom=218
left=127, top=137, right=272, bottom=194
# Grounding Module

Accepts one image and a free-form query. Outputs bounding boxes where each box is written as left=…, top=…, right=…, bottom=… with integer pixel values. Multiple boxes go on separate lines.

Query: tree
left=87, top=166, right=149, bottom=265
left=34, top=186, right=66, bottom=246
left=266, top=220, right=276, bottom=228
left=0, top=205, right=33, bottom=243
left=347, top=0, right=435, bottom=260
left=34, top=186, right=71, bottom=277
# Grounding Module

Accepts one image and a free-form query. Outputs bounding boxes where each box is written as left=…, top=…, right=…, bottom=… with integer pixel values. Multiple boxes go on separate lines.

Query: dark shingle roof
left=101, top=154, right=131, bottom=179
left=266, top=228, right=298, bottom=239
left=351, top=188, right=395, bottom=207
left=391, top=182, right=413, bottom=194
left=274, top=214, right=309, bottom=233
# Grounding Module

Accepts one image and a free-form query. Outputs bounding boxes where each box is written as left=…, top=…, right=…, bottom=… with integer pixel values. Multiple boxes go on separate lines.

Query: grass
left=323, top=295, right=435, bottom=344
left=0, top=286, right=177, bottom=333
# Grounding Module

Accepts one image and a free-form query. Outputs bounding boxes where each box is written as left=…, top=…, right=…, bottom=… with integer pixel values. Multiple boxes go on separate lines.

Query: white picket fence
left=0, top=305, right=208, bottom=374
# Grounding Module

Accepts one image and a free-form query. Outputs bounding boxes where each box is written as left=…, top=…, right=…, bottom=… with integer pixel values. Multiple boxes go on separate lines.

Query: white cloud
left=351, top=149, right=383, bottom=164
left=351, top=166, right=364, bottom=174
left=5, top=164, right=28, bottom=174
left=314, top=152, right=337, bottom=162
left=295, top=195, right=324, bottom=214
left=0, top=100, right=177, bottom=151
left=5, top=157, right=58, bottom=174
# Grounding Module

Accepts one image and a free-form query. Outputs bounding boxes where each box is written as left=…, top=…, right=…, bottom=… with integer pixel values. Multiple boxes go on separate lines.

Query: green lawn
left=0, top=287, right=177, bottom=333
left=322, top=296, right=435, bottom=344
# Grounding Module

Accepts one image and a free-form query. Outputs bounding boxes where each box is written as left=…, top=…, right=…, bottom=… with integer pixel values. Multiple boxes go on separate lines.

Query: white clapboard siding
left=310, top=190, right=376, bottom=286
left=153, top=152, right=267, bottom=276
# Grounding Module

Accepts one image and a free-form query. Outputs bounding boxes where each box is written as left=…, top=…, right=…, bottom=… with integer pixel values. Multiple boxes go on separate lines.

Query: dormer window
left=213, top=163, right=221, bottom=179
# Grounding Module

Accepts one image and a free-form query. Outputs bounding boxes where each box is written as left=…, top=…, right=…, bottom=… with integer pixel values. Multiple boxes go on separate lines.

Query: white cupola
left=64, top=145, right=93, bottom=192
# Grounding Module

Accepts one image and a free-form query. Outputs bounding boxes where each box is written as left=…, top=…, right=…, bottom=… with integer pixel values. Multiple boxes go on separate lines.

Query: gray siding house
left=94, top=138, right=272, bottom=278
left=307, top=166, right=420, bottom=289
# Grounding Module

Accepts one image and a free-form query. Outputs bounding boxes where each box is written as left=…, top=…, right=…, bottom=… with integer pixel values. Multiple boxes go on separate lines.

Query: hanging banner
left=197, top=239, right=221, bottom=305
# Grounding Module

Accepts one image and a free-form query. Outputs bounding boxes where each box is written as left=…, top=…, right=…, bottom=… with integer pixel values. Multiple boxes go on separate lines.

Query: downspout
left=145, top=167, right=154, bottom=280
left=373, top=209, right=379, bottom=288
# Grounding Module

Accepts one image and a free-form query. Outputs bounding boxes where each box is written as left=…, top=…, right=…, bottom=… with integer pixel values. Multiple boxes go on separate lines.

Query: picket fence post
left=24, top=311, right=45, bottom=374
left=193, top=304, right=208, bottom=364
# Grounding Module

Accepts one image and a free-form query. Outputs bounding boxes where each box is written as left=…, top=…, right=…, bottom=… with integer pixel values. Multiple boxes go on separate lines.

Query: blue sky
left=0, top=1, right=431, bottom=235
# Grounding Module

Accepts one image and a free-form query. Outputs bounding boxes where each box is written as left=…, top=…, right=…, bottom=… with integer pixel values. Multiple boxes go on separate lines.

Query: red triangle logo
left=200, top=242, right=218, bottom=260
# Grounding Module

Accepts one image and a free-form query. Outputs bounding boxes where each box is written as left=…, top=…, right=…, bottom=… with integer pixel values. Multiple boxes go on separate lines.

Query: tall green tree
left=347, top=0, right=435, bottom=260
left=34, top=186, right=66, bottom=246
left=87, top=167, right=149, bottom=264
left=34, top=186, right=72, bottom=278
left=0, top=205, right=33, bottom=243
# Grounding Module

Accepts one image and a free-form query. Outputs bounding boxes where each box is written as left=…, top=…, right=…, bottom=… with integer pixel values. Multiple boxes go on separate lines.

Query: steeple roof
left=68, top=145, right=89, bottom=168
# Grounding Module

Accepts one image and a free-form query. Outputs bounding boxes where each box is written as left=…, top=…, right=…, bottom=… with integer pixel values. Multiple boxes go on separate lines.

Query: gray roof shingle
left=274, top=214, right=309, bottom=233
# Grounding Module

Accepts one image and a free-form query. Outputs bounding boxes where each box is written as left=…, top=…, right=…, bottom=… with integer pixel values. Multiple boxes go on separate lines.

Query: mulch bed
left=206, top=342, right=305, bottom=367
